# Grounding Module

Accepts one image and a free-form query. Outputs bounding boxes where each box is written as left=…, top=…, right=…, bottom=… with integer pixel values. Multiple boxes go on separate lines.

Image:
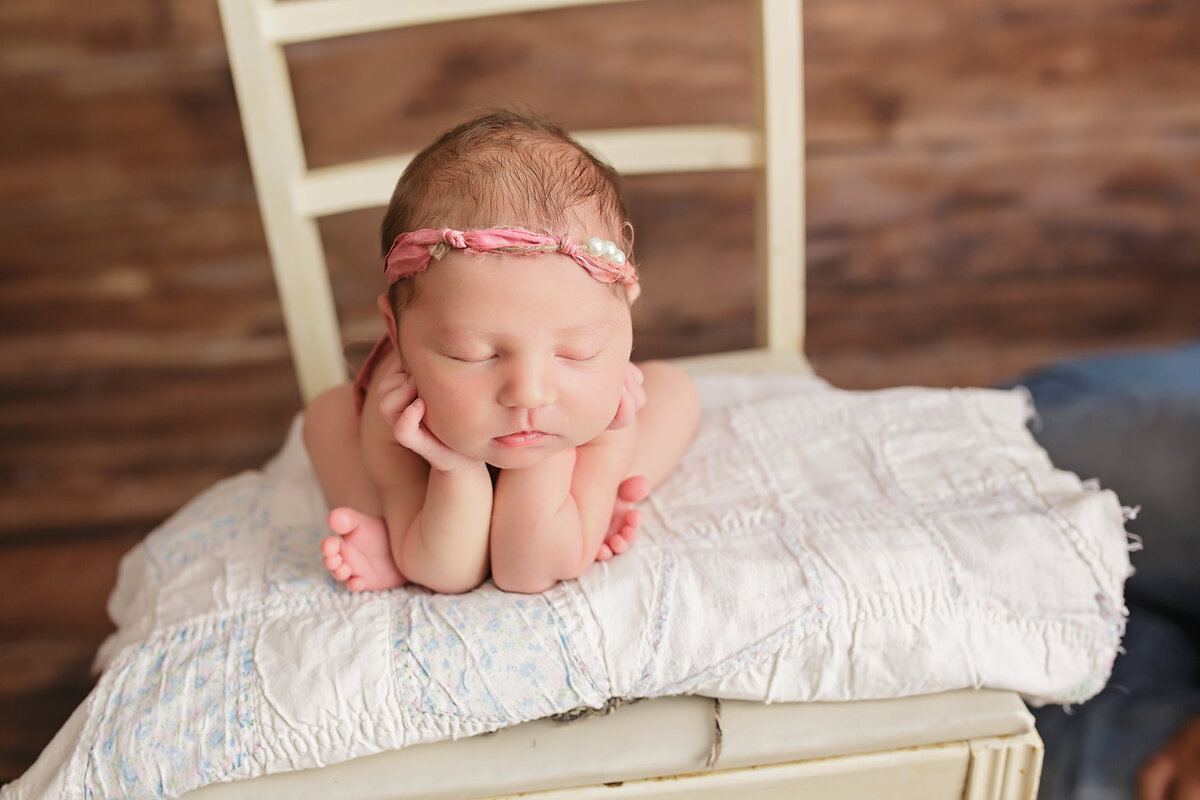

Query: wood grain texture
left=1, top=0, right=1198, bottom=784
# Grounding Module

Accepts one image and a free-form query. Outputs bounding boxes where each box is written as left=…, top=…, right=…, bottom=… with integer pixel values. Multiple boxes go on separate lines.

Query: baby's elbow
left=491, top=562, right=564, bottom=595
left=427, top=577, right=484, bottom=595
left=494, top=578, right=555, bottom=595
left=490, top=521, right=587, bottom=594
left=493, top=553, right=598, bottom=594
left=404, top=553, right=489, bottom=595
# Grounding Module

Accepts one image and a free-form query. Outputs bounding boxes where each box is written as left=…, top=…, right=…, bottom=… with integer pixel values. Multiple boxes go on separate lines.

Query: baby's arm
left=360, top=366, right=494, bottom=594
left=489, top=360, right=700, bottom=592
left=489, top=425, right=636, bottom=593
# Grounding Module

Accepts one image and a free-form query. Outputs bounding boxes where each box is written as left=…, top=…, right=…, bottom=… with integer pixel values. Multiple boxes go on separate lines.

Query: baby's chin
left=479, top=426, right=610, bottom=470
left=482, top=443, right=566, bottom=471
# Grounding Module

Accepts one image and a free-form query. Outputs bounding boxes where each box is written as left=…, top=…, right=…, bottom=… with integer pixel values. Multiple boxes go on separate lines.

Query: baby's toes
left=618, top=476, right=650, bottom=504
left=346, top=576, right=366, bottom=593
left=609, top=534, right=630, bottom=555
left=622, top=511, right=643, bottom=543
left=596, top=543, right=614, bottom=562
left=327, top=508, right=359, bottom=535
left=332, top=562, right=353, bottom=582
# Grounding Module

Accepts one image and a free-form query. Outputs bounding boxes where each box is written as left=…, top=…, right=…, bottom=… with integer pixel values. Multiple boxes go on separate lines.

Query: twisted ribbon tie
left=383, top=227, right=638, bottom=290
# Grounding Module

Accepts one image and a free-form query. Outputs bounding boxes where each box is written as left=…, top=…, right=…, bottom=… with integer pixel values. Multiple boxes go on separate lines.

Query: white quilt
left=4, top=374, right=1132, bottom=800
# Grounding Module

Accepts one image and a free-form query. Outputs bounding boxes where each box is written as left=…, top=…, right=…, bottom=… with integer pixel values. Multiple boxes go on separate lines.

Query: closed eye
left=558, top=351, right=601, bottom=363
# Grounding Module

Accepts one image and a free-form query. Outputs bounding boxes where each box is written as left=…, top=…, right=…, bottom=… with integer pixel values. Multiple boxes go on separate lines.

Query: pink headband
left=384, top=228, right=638, bottom=290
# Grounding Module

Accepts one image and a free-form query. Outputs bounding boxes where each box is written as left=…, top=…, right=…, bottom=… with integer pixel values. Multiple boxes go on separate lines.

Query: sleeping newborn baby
left=302, top=110, right=700, bottom=595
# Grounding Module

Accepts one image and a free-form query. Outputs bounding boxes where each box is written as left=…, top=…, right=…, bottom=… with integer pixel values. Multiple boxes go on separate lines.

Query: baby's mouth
left=493, top=430, right=550, bottom=448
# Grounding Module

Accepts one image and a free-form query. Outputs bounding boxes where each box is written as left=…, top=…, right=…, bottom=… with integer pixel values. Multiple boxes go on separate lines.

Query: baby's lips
left=493, top=430, right=551, bottom=448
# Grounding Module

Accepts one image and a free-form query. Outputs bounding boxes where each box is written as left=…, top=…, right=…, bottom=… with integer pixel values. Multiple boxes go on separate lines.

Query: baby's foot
left=597, top=509, right=643, bottom=561
left=321, top=507, right=407, bottom=592
left=596, top=476, right=649, bottom=561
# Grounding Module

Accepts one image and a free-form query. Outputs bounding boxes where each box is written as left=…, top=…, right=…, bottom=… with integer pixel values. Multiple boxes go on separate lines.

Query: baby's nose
left=499, top=358, right=556, bottom=409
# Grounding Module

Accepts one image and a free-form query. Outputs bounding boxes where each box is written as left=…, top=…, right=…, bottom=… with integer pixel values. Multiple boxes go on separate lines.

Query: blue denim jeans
left=1000, top=342, right=1200, bottom=800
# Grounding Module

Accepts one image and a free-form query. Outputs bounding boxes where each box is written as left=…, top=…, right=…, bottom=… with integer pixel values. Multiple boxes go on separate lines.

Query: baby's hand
left=377, top=366, right=479, bottom=473
left=607, top=362, right=646, bottom=431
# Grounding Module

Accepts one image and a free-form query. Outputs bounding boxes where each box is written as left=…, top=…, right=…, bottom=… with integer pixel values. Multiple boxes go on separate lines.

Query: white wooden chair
left=211, top=1, right=1044, bottom=797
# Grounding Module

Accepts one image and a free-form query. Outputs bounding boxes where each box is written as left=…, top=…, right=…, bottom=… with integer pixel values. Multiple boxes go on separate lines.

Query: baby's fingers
left=391, top=396, right=427, bottom=446
left=377, top=368, right=410, bottom=395
left=378, top=375, right=417, bottom=427
left=608, top=386, right=636, bottom=430
left=607, top=364, right=648, bottom=431
left=626, top=363, right=647, bottom=410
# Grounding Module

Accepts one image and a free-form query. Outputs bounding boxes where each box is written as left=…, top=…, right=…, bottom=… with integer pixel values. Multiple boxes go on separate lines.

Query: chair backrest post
left=219, top=0, right=347, bottom=402
left=755, top=0, right=806, bottom=356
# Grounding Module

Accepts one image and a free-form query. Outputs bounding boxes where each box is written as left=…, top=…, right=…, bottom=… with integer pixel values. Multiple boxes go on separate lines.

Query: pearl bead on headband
left=383, top=228, right=638, bottom=290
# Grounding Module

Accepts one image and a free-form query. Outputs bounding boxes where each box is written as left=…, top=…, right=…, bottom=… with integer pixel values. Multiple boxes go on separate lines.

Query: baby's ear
left=377, top=293, right=399, bottom=349
left=626, top=283, right=641, bottom=305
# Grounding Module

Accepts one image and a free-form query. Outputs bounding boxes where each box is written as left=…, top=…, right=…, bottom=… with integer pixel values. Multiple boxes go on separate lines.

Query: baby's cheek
left=419, top=405, right=449, bottom=438
left=411, top=382, right=464, bottom=437
left=588, top=376, right=626, bottom=430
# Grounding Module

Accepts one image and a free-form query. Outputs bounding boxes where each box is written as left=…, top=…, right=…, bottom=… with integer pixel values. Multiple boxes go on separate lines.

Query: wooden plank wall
left=2, top=0, right=1198, bottom=782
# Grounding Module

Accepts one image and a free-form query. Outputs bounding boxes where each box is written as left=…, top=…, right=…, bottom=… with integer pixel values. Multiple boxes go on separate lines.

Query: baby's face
left=397, top=243, right=632, bottom=469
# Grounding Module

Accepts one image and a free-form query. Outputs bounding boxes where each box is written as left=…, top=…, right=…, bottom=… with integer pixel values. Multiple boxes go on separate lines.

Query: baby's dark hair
left=381, top=110, right=634, bottom=310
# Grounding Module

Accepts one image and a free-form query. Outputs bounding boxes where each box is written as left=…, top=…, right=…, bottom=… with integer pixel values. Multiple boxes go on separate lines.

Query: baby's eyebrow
left=551, top=320, right=615, bottom=338
left=436, top=320, right=616, bottom=341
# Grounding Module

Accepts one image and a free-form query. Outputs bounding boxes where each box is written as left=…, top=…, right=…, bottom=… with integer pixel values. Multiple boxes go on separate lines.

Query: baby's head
left=380, top=109, right=635, bottom=314
left=377, top=111, right=640, bottom=466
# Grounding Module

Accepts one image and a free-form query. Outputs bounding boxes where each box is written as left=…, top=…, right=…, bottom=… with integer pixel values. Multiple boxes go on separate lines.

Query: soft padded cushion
left=3, top=375, right=1131, bottom=800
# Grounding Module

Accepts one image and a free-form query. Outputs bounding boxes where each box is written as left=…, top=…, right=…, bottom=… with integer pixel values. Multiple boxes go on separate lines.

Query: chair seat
left=184, top=689, right=1034, bottom=799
